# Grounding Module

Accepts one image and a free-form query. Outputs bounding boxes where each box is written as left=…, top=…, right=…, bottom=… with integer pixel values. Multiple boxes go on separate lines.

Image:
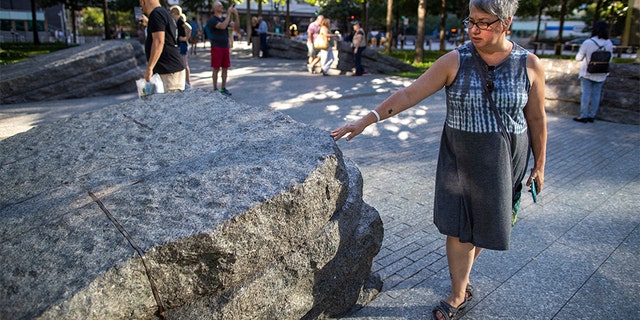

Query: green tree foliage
left=317, top=0, right=361, bottom=35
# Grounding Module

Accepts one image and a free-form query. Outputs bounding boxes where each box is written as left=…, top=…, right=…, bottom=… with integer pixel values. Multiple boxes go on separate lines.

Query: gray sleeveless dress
left=433, top=42, right=531, bottom=250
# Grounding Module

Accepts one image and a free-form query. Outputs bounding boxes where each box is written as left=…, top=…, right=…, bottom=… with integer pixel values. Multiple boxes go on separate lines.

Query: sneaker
left=219, top=88, right=232, bottom=96
left=185, top=83, right=191, bottom=90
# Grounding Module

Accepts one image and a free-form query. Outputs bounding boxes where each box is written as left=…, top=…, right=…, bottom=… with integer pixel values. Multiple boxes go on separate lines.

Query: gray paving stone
left=553, top=226, right=640, bottom=319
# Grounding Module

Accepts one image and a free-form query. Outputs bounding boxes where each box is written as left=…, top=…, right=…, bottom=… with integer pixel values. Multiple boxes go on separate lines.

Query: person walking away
left=206, top=1, right=238, bottom=96
left=140, top=0, right=185, bottom=92
left=306, top=15, right=323, bottom=73
left=189, top=17, right=201, bottom=55
left=251, top=17, right=260, bottom=58
left=170, top=7, right=192, bottom=89
left=257, top=16, right=269, bottom=58
left=331, top=0, right=547, bottom=319
left=573, top=20, right=613, bottom=123
left=398, top=31, right=406, bottom=49
left=318, top=18, right=336, bottom=76
left=351, top=21, right=367, bottom=76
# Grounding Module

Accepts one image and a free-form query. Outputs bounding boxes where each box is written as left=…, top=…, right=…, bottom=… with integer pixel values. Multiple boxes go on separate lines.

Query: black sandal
left=466, top=283, right=474, bottom=301
left=431, top=298, right=468, bottom=320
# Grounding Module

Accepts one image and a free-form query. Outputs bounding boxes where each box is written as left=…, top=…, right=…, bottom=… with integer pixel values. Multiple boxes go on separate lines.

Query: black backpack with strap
left=587, top=39, right=612, bottom=74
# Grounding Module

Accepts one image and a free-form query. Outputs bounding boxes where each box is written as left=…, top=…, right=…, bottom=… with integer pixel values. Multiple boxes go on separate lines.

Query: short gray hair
left=469, top=0, right=519, bottom=21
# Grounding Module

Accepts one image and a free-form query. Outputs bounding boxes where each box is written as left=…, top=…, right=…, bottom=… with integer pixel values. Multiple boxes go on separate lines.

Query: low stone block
left=0, top=90, right=383, bottom=319
left=266, top=37, right=419, bottom=75
left=540, top=58, right=640, bottom=125
left=0, top=40, right=146, bottom=104
left=335, top=42, right=420, bottom=74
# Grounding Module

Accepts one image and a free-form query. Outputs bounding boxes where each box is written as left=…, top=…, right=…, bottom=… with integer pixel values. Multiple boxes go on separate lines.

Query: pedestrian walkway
left=1, top=42, right=638, bottom=319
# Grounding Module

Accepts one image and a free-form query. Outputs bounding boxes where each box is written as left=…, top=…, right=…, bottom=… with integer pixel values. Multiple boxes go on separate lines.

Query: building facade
left=0, top=0, right=66, bottom=43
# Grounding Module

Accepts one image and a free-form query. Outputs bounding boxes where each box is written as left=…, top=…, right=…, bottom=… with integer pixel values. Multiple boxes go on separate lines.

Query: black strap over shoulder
left=469, top=46, right=510, bottom=144
left=589, top=38, right=605, bottom=50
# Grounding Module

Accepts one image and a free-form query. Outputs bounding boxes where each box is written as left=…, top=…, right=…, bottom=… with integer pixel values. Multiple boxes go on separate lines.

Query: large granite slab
left=0, top=89, right=383, bottom=319
left=0, top=40, right=145, bottom=104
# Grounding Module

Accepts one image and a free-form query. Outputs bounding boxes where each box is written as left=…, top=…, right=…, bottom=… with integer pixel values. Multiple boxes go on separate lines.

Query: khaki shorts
left=307, top=41, right=319, bottom=58
left=160, top=69, right=186, bottom=92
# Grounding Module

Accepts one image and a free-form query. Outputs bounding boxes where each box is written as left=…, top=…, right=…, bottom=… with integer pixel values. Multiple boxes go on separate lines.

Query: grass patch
left=0, top=42, right=76, bottom=65
left=383, top=49, right=448, bottom=78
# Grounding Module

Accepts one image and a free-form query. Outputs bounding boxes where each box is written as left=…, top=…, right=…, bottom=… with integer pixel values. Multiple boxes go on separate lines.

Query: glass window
left=15, top=21, right=26, bottom=31
left=0, top=20, right=12, bottom=31
left=27, top=20, right=46, bottom=32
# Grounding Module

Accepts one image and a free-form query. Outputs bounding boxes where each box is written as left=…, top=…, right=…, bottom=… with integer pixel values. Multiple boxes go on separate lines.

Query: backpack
left=587, top=39, right=612, bottom=74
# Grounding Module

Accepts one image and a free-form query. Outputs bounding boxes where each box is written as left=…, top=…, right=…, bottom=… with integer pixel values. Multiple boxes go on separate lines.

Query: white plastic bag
left=136, top=73, right=165, bottom=98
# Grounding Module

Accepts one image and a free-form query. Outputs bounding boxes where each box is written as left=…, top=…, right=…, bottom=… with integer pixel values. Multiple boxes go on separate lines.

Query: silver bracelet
left=371, top=110, right=381, bottom=122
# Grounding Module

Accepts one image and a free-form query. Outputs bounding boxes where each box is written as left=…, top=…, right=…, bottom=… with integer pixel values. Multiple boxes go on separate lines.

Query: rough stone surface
left=266, top=37, right=419, bottom=74
left=0, top=40, right=145, bottom=104
left=335, top=42, right=420, bottom=74
left=541, top=58, right=640, bottom=125
left=0, top=90, right=383, bottom=319
left=267, top=36, right=309, bottom=60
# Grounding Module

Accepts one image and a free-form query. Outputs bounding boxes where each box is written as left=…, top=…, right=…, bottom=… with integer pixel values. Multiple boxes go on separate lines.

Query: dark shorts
left=179, top=42, right=188, bottom=55
left=210, top=46, right=230, bottom=69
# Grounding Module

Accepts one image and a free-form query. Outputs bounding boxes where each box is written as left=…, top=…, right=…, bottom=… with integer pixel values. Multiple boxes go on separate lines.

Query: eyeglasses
left=463, top=18, right=501, bottom=30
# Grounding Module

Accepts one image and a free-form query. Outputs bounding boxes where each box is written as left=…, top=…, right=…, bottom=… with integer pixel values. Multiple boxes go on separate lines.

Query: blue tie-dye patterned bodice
left=445, top=42, right=530, bottom=134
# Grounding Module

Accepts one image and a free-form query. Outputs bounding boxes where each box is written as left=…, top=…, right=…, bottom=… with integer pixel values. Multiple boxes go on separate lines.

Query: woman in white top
left=574, top=20, right=613, bottom=123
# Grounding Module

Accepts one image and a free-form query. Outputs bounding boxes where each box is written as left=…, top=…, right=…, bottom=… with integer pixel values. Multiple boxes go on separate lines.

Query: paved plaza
left=1, top=42, right=639, bottom=319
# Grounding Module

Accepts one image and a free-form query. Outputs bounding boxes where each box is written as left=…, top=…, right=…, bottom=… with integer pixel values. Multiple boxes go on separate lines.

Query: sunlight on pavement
left=0, top=114, right=38, bottom=140
left=230, top=67, right=261, bottom=76
left=271, top=90, right=344, bottom=110
left=335, top=104, right=432, bottom=141
left=325, top=105, right=340, bottom=112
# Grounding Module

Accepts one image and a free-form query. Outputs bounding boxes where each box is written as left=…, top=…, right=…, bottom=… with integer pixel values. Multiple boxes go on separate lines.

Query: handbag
left=314, top=33, right=328, bottom=50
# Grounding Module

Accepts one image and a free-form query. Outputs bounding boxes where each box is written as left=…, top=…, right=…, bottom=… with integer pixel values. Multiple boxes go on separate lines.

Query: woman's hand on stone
left=330, top=121, right=366, bottom=141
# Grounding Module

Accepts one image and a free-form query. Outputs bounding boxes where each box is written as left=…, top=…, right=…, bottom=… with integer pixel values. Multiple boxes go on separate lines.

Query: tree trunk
left=439, top=0, right=446, bottom=51
left=385, top=0, right=393, bottom=54
left=594, top=0, right=603, bottom=27
left=71, top=9, right=78, bottom=44
left=535, top=4, right=542, bottom=42
left=554, top=0, right=567, bottom=56
left=246, top=0, right=251, bottom=40
left=31, top=0, right=40, bottom=44
left=394, top=5, right=400, bottom=48
left=103, top=0, right=112, bottom=40
left=363, top=0, right=368, bottom=35
left=414, top=0, right=426, bottom=63
left=286, top=0, right=290, bottom=37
